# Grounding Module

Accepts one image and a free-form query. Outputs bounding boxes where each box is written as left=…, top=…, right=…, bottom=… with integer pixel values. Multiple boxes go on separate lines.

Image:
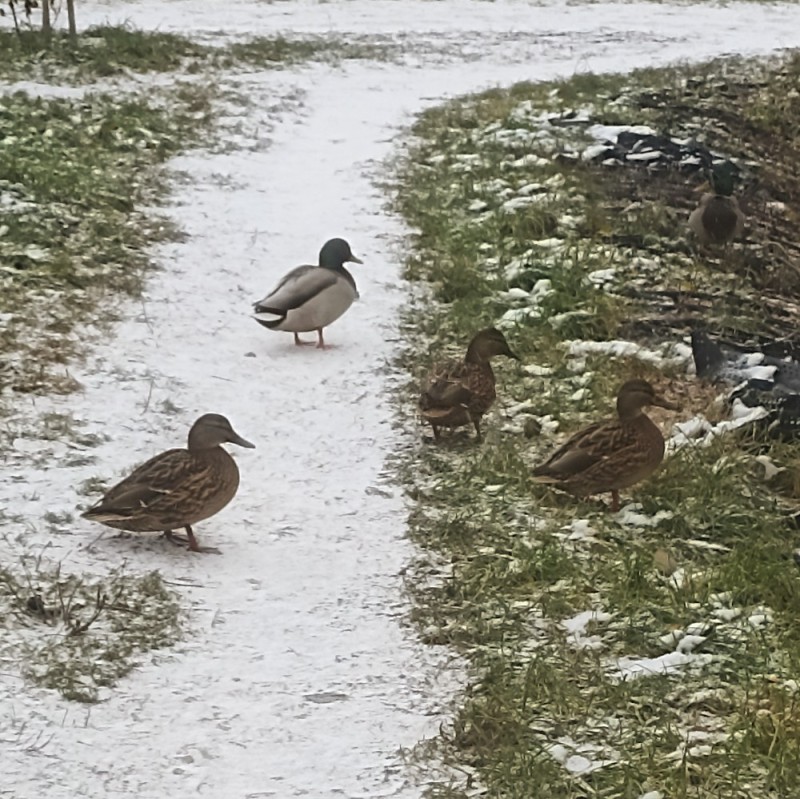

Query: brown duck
left=82, top=414, right=255, bottom=553
left=419, top=327, right=519, bottom=442
left=688, top=162, right=744, bottom=246
left=532, top=379, right=677, bottom=511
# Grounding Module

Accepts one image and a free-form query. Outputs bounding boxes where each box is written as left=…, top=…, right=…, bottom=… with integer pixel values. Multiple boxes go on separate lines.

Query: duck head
left=708, top=161, right=739, bottom=197
left=188, top=414, right=256, bottom=451
left=466, top=327, right=520, bottom=364
left=616, top=379, right=678, bottom=420
left=319, top=238, right=363, bottom=269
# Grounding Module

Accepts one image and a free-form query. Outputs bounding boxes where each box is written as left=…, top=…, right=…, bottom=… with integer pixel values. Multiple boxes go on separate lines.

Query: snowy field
left=4, top=1, right=800, bottom=797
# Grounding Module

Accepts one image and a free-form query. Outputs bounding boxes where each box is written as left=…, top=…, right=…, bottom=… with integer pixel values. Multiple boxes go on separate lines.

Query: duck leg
left=471, top=416, right=483, bottom=443
left=184, top=525, right=222, bottom=554
left=164, top=529, right=187, bottom=547
left=315, top=328, right=328, bottom=349
left=294, top=333, right=314, bottom=346
left=609, top=490, right=621, bottom=513
left=164, top=527, right=220, bottom=554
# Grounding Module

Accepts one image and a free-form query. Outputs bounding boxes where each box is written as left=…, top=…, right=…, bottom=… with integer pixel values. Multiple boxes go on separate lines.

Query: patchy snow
left=667, top=402, right=770, bottom=451
left=4, top=0, right=800, bottom=796
left=565, top=338, right=692, bottom=370
left=546, top=737, right=617, bottom=775
left=498, top=279, right=554, bottom=328
left=616, top=504, right=674, bottom=527
left=612, top=651, right=701, bottom=681
left=561, top=608, right=612, bottom=650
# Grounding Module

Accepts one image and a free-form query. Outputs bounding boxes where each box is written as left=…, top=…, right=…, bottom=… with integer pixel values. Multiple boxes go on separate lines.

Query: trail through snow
left=4, top=2, right=800, bottom=797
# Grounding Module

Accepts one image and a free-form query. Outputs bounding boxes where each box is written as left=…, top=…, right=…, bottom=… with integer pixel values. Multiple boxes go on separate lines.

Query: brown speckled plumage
left=688, top=193, right=744, bottom=245
left=532, top=379, right=677, bottom=511
left=82, top=414, right=254, bottom=553
left=419, top=327, right=519, bottom=442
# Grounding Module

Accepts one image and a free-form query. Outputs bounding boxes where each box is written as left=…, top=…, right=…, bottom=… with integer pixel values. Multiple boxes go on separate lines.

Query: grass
left=0, top=85, right=212, bottom=397
left=0, top=556, right=181, bottom=703
left=0, top=25, right=207, bottom=77
left=0, top=24, right=399, bottom=83
left=393, top=50, right=800, bottom=797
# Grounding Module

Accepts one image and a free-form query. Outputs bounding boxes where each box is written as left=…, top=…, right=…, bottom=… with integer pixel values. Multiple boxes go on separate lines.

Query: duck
left=419, top=327, right=519, bottom=442
left=253, top=238, right=363, bottom=349
left=691, top=329, right=800, bottom=438
left=81, top=414, right=255, bottom=553
left=532, top=379, right=677, bottom=511
left=688, top=161, right=744, bottom=246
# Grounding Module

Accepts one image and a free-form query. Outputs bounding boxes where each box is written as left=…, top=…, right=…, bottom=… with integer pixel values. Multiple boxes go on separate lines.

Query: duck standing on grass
left=419, top=327, right=519, bottom=442
left=82, top=414, right=255, bottom=554
left=532, top=379, right=677, bottom=512
left=253, top=237, right=363, bottom=349
left=688, top=161, right=745, bottom=246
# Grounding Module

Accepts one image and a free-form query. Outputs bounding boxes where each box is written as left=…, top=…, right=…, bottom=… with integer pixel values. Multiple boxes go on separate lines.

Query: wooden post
left=66, top=0, right=77, bottom=43
left=41, top=0, right=52, bottom=45
left=9, top=0, right=22, bottom=37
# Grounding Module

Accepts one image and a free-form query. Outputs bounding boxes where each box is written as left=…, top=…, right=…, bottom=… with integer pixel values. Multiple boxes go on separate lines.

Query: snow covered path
left=4, top=2, right=800, bottom=797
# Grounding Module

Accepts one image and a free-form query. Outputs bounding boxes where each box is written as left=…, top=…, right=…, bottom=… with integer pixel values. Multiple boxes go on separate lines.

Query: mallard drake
left=688, top=162, right=744, bottom=246
left=253, top=237, right=363, bottom=349
left=419, top=327, right=519, bottom=442
left=532, top=379, right=677, bottom=511
left=82, top=414, right=255, bottom=553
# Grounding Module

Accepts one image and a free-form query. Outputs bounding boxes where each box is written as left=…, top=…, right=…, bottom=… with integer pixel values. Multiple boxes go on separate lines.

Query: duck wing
left=83, top=449, right=207, bottom=521
left=253, top=265, right=339, bottom=316
left=420, top=362, right=475, bottom=410
left=534, top=418, right=631, bottom=479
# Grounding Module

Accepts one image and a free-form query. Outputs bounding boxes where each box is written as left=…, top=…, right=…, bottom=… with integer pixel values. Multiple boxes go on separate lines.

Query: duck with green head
left=532, top=379, right=677, bottom=511
left=688, top=161, right=744, bottom=246
left=253, top=238, right=363, bottom=349
left=419, top=327, right=519, bottom=442
left=82, top=414, right=255, bottom=553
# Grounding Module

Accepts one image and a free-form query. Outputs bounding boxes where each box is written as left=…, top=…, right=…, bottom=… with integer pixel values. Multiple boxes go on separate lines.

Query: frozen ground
left=3, top=1, right=800, bottom=797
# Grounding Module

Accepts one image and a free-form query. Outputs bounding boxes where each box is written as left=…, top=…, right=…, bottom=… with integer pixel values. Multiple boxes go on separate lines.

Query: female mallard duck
left=532, top=379, right=677, bottom=511
left=688, top=162, right=744, bottom=246
left=419, top=327, right=519, bottom=442
left=253, top=237, right=363, bottom=349
left=82, top=414, right=255, bottom=553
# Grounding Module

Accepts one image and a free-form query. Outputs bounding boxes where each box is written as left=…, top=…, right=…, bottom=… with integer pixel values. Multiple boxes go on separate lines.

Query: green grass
left=0, top=85, right=214, bottom=396
left=222, top=34, right=395, bottom=69
left=0, top=25, right=207, bottom=77
left=0, top=559, right=181, bottom=703
left=0, top=24, right=399, bottom=82
left=394, top=50, right=800, bottom=797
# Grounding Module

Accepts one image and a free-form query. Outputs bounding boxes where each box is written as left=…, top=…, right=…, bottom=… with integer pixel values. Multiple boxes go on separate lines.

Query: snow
left=566, top=338, right=692, bottom=370
left=616, top=505, right=675, bottom=527
left=668, top=403, right=770, bottom=451
left=612, top=651, right=699, bottom=681
left=546, top=738, right=617, bottom=775
left=4, top=0, right=800, bottom=796
left=562, top=609, right=612, bottom=650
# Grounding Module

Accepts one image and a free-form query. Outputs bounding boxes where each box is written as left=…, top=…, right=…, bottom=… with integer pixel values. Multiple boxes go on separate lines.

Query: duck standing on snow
left=419, top=327, right=519, bottom=442
left=253, top=238, right=363, bottom=349
left=532, top=379, right=677, bottom=511
left=82, top=414, right=255, bottom=553
left=688, top=161, right=745, bottom=246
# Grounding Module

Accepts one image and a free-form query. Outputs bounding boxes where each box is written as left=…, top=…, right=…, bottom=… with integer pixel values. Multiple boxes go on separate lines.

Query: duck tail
left=252, top=305, right=286, bottom=329
left=531, top=463, right=560, bottom=482
left=81, top=506, right=128, bottom=522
